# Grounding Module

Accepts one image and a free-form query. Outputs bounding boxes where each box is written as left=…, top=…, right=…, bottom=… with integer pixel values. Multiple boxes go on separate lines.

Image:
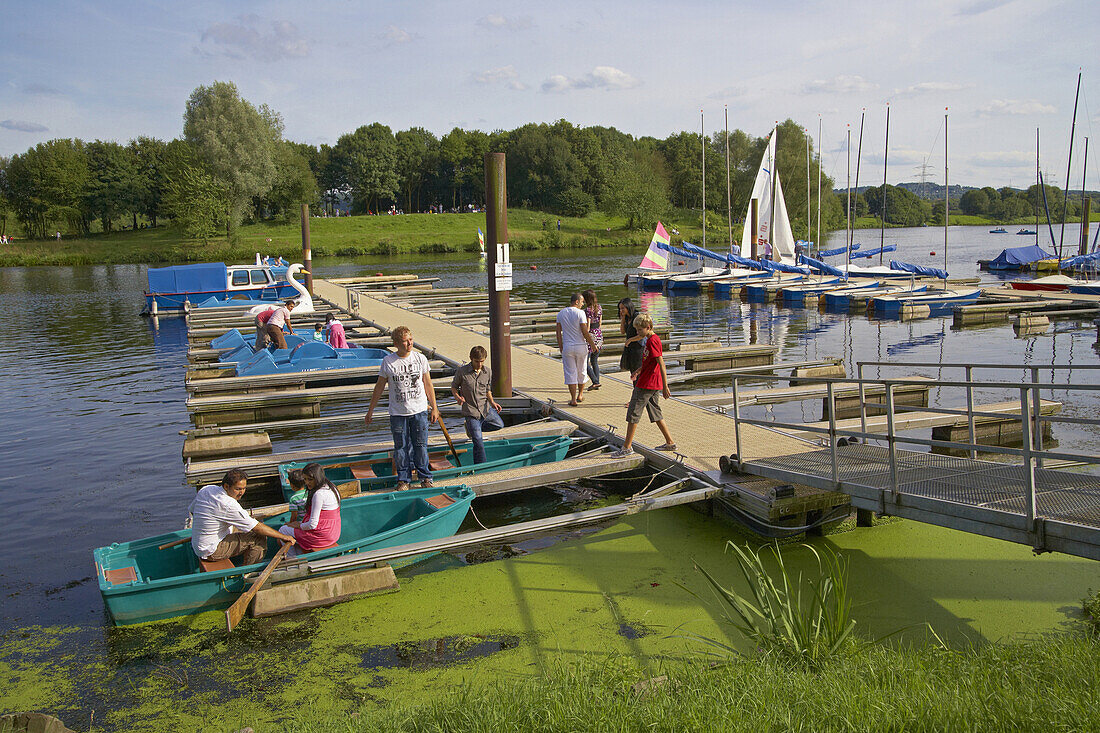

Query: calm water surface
left=1, top=225, right=1097, bottom=632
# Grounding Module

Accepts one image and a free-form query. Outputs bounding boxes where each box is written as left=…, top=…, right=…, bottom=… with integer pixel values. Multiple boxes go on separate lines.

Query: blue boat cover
left=725, top=253, right=765, bottom=269
left=147, top=263, right=227, bottom=294
left=1059, top=251, right=1100, bottom=269
left=681, top=242, right=734, bottom=264
left=656, top=242, right=702, bottom=260
left=801, top=256, right=845, bottom=277
left=850, top=244, right=897, bottom=259
left=890, top=260, right=948, bottom=279
left=817, top=245, right=850, bottom=257
left=987, top=244, right=1054, bottom=271
left=762, top=259, right=812, bottom=274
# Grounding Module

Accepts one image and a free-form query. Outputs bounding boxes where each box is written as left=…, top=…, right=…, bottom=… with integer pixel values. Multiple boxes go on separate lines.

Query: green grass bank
left=2, top=511, right=1097, bottom=732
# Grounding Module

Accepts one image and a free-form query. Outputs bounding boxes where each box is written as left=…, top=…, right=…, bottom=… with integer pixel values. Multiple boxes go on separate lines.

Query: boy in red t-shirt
left=613, top=312, right=676, bottom=457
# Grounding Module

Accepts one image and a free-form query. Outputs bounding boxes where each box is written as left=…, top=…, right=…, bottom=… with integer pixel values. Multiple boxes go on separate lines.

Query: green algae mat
left=2, top=509, right=1097, bottom=732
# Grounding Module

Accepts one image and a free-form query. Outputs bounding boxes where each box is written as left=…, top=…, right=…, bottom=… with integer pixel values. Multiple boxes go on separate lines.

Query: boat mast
left=944, top=108, right=949, bottom=281
left=853, top=109, right=865, bottom=251
left=769, top=123, right=777, bottom=262
left=805, top=127, right=811, bottom=257
left=1059, top=69, right=1082, bottom=259
left=1080, top=137, right=1089, bottom=257
left=725, top=105, right=733, bottom=255
left=816, top=115, right=822, bottom=254
left=846, top=125, right=852, bottom=269
left=880, top=103, right=890, bottom=265
left=701, top=109, right=706, bottom=251
left=1035, top=128, right=1040, bottom=247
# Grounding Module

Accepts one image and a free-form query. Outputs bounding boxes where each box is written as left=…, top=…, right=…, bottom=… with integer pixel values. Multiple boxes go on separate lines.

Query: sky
left=1, top=0, right=1098, bottom=190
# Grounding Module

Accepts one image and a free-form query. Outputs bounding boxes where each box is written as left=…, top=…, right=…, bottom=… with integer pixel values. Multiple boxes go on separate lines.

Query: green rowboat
left=94, top=485, right=473, bottom=625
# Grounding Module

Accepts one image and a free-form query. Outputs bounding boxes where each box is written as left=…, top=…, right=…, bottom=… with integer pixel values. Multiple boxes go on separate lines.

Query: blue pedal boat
left=232, top=341, right=390, bottom=377
left=94, top=485, right=474, bottom=625
left=277, top=435, right=573, bottom=501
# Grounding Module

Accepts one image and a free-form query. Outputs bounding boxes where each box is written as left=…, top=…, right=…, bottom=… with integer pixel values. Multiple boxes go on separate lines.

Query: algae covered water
left=0, top=227, right=1098, bottom=731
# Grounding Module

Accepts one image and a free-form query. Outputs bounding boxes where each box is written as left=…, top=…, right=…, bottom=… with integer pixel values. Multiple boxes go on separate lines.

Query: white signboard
left=494, top=276, right=513, bottom=291
left=496, top=242, right=510, bottom=263
left=494, top=262, right=513, bottom=278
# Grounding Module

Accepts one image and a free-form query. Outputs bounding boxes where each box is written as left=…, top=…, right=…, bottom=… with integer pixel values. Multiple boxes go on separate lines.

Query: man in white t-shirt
left=189, top=468, right=295, bottom=565
left=252, top=297, right=297, bottom=350
left=365, top=326, right=441, bottom=490
left=556, top=292, right=596, bottom=406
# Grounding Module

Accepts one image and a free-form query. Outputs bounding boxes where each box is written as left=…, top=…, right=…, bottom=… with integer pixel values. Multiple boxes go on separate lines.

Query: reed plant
left=684, top=541, right=856, bottom=666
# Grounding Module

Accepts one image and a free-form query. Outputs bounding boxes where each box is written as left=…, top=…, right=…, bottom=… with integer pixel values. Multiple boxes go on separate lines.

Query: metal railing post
left=1031, top=366, right=1044, bottom=469
left=965, top=365, right=976, bottom=459
left=731, top=376, right=744, bottom=470
left=1019, top=387, right=1038, bottom=530
left=858, top=362, right=868, bottom=437
left=885, top=383, right=898, bottom=501
left=827, top=382, right=839, bottom=487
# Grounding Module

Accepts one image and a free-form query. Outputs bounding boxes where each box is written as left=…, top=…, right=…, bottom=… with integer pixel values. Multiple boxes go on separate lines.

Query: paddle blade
left=225, top=542, right=292, bottom=632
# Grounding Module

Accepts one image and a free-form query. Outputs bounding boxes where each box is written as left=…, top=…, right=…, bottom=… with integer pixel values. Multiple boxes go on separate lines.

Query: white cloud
left=381, top=25, right=414, bottom=44
left=970, top=151, right=1033, bottom=167
left=802, top=75, right=876, bottom=94
left=477, top=14, right=533, bottom=30
left=541, top=66, right=639, bottom=93
left=199, top=16, right=309, bottom=62
left=472, top=66, right=527, bottom=91
left=1, top=120, right=49, bottom=132
left=955, top=0, right=1015, bottom=16
left=893, top=81, right=970, bottom=97
left=975, top=99, right=1056, bottom=116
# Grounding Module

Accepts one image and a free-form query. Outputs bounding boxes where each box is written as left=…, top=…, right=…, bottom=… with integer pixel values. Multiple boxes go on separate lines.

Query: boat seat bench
left=339, top=449, right=467, bottom=479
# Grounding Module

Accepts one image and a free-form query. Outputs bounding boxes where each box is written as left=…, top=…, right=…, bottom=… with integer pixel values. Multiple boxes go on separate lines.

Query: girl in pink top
left=279, top=463, right=342, bottom=555
left=325, top=314, right=349, bottom=349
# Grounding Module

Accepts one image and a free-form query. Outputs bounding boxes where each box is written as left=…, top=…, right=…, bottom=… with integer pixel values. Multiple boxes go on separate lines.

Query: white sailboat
left=741, top=127, right=798, bottom=266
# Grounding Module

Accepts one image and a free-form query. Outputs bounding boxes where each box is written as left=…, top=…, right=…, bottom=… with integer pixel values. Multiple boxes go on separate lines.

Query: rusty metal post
left=750, top=198, right=759, bottom=260
left=300, top=203, right=313, bottom=295
left=1080, top=198, right=1091, bottom=257
left=485, top=153, right=512, bottom=397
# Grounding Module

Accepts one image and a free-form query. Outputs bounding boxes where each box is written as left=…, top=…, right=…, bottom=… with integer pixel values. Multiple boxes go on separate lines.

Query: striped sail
left=638, top=222, right=671, bottom=271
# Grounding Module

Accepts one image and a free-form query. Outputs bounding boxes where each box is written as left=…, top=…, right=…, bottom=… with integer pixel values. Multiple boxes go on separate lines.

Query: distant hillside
left=837, top=182, right=1100, bottom=201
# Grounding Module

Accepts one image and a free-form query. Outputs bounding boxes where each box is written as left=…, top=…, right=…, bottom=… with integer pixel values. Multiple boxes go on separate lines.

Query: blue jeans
left=587, top=350, right=601, bottom=386
left=463, top=406, right=505, bottom=463
left=389, top=411, right=432, bottom=483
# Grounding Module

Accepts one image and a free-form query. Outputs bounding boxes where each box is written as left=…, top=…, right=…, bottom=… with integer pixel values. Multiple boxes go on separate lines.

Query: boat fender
left=929, top=251, right=936, bottom=256
left=530, top=265, right=537, bottom=270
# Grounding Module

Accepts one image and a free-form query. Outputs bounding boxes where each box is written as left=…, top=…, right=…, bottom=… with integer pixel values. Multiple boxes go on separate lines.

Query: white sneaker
left=610, top=448, right=634, bottom=459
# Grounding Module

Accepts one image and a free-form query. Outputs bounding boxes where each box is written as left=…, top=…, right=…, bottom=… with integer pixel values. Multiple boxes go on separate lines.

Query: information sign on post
left=494, top=261, right=513, bottom=291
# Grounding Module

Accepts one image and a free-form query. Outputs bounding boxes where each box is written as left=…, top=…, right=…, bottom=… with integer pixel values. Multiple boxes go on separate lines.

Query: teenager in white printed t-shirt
left=365, top=326, right=441, bottom=490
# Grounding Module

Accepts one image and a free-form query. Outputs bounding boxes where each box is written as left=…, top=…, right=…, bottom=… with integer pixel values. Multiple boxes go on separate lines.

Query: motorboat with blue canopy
left=979, top=244, right=1055, bottom=272
left=144, top=257, right=304, bottom=313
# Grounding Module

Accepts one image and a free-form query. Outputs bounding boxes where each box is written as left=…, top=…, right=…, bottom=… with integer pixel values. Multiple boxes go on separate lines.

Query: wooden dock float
left=461, top=453, right=646, bottom=497
left=680, top=344, right=777, bottom=372
left=182, top=431, right=272, bottom=460
left=952, top=298, right=1076, bottom=327
left=187, top=420, right=578, bottom=487
left=185, top=382, right=455, bottom=427
left=681, top=376, right=933, bottom=419
left=783, top=399, right=1062, bottom=443
left=665, top=358, right=844, bottom=385
left=185, top=362, right=449, bottom=396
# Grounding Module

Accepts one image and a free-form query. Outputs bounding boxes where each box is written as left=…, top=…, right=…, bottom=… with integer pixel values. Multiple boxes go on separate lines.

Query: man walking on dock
left=556, top=292, right=597, bottom=407
left=451, top=345, right=503, bottom=463
left=365, top=326, right=441, bottom=490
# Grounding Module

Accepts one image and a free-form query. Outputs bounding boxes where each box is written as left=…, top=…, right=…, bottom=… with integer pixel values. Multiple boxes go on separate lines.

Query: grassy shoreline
left=6, top=209, right=1097, bottom=267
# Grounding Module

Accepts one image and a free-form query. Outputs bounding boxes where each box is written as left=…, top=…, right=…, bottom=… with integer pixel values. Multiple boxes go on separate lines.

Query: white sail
left=740, top=128, right=797, bottom=265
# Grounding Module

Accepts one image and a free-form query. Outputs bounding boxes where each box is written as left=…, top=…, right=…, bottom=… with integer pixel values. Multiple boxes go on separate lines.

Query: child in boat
left=278, top=463, right=342, bottom=556
left=612, top=313, right=676, bottom=457
left=286, top=469, right=308, bottom=522
left=325, top=313, right=349, bottom=349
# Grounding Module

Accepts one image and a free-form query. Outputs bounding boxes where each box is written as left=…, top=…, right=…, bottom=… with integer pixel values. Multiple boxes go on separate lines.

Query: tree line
left=0, top=82, right=849, bottom=242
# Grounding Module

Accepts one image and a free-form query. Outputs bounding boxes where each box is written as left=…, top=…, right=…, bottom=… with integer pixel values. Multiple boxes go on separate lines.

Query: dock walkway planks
left=318, top=279, right=814, bottom=475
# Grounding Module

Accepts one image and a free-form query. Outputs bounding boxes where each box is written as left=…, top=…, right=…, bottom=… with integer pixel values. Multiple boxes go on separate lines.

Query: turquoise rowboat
left=278, top=435, right=572, bottom=502
left=94, top=486, right=473, bottom=625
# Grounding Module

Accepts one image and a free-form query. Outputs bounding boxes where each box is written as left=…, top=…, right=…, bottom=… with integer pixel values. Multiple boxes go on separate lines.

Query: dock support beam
left=301, top=203, right=313, bottom=295
left=485, top=152, right=513, bottom=398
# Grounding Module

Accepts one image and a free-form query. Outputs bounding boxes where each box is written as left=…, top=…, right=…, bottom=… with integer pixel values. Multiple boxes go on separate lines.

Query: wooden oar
left=436, top=416, right=462, bottom=466
left=157, top=537, right=190, bottom=551
left=225, top=542, right=292, bottom=632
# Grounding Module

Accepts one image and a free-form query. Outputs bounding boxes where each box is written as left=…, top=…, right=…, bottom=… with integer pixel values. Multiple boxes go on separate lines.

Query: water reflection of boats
left=1017, top=229, right=1037, bottom=235
left=886, top=330, right=945, bottom=356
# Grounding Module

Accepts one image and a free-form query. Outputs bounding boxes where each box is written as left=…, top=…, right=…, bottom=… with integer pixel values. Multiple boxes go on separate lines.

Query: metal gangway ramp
left=728, top=363, right=1100, bottom=561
